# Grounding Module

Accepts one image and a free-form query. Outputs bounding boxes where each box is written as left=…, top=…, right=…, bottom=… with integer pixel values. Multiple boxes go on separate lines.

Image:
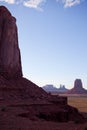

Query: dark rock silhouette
left=0, top=6, right=84, bottom=129
left=67, top=79, right=87, bottom=94
left=0, top=6, right=22, bottom=79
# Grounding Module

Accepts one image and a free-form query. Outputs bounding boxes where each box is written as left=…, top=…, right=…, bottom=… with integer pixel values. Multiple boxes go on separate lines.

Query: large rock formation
left=0, top=6, right=22, bottom=79
left=67, top=79, right=87, bottom=94
left=74, top=79, right=83, bottom=89
left=0, top=6, right=85, bottom=129
left=0, top=5, right=49, bottom=101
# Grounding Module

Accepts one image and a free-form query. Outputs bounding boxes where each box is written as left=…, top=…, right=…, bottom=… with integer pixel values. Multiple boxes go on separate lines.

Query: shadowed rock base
left=0, top=75, right=84, bottom=124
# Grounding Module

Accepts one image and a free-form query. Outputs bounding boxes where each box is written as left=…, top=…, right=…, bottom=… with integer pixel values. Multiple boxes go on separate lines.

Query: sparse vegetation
left=68, top=96, right=87, bottom=112
left=84, top=127, right=87, bottom=130
left=0, top=105, right=7, bottom=112
left=74, top=119, right=82, bottom=124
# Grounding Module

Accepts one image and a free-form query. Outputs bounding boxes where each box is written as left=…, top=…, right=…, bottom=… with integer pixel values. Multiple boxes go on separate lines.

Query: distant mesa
left=67, top=79, right=87, bottom=94
left=42, top=84, right=58, bottom=93
left=42, top=84, right=69, bottom=93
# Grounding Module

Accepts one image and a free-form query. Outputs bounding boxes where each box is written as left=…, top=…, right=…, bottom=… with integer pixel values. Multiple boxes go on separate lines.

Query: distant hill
left=67, top=79, right=87, bottom=94
left=42, top=84, right=68, bottom=93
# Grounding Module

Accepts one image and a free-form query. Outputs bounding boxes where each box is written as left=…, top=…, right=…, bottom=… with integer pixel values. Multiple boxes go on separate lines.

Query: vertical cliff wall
left=0, top=6, right=22, bottom=79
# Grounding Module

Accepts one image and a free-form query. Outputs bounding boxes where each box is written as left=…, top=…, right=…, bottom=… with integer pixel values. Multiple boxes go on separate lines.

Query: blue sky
left=0, top=0, right=87, bottom=89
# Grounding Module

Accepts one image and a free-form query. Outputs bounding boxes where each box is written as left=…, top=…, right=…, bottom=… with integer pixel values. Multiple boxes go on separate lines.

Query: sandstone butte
left=0, top=6, right=22, bottom=79
left=67, top=79, right=87, bottom=94
left=0, top=6, right=85, bottom=128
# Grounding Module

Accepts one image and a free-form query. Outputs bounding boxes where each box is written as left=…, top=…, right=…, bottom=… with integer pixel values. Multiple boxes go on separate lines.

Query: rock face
left=67, top=79, right=87, bottom=94
left=74, top=79, right=83, bottom=89
left=0, top=6, right=22, bottom=79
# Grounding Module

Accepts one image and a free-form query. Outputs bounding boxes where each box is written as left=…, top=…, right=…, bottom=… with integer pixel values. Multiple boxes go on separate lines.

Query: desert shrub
left=37, top=113, right=48, bottom=120
left=74, top=119, right=82, bottom=124
left=18, top=128, right=21, bottom=130
left=84, top=127, right=87, bottom=130
left=0, top=106, right=6, bottom=112
left=18, top=113, right=29, bottom=118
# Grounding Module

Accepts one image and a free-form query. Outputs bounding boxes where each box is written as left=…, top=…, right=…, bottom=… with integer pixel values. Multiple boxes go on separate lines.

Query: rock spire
left=0, top=6, right=22, bottom=79
left=67, top=79, right=87, bottom=94
left=74, top=79, right=83, bottom=89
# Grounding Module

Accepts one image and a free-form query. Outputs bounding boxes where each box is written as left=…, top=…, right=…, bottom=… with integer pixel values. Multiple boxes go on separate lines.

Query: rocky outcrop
left=18, top=104, right=84, bottom=123
left=0, top=6, right=22, bottom=79
left=67, top=79, right=87, bottom=94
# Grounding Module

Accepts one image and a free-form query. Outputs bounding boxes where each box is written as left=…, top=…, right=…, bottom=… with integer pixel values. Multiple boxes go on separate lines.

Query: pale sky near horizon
left=0, top=0, right=87, bottom=89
